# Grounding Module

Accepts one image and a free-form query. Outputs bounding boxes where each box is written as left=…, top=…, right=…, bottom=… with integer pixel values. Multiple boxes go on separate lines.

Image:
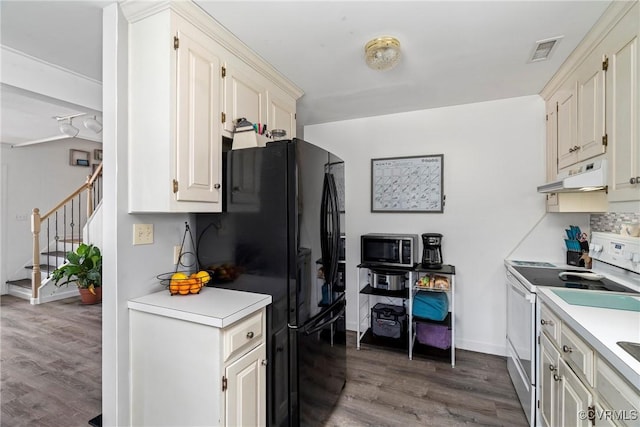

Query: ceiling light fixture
left=58, top=117, right=80, bottom=138
left=365, top=36, right=402, bottom=71
left=83, top=116, right=103, bottom=133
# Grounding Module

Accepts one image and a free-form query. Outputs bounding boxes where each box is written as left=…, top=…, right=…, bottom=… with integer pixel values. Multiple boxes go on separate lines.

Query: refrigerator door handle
left=287, top=295, right=345, bottom=331
left=302, top=305, right=345, bottom=336
left=320, top=174, right=331, bottom=279
left=325, top=173, right=340, bottom=287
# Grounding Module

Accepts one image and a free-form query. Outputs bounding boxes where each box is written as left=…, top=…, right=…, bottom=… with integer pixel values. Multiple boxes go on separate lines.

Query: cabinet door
left=175, top=22, right=222, bottom=205
left=556, top=88, right=579, bottom=170
left=546, top=102, right=560, bottom=209
left=576, top=52, right=606, bottom=162
left=540, top=334, right=560, bottom=427
left=225, top=342, right=266, bottom=427
left=559, top=358, right=593, bottom=427
left=267, top=90, right=296, bottom=139
left=604, top=4, right=640, bottom=202
left=223, top=62, right=266, bottom=135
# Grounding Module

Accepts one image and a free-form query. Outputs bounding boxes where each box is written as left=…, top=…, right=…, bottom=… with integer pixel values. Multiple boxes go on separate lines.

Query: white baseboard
left=8, top=284, right=79, bottom=305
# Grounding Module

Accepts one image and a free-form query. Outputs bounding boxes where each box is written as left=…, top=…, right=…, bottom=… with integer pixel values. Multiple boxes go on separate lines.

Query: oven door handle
left=508, top=276, right=535, bottom=303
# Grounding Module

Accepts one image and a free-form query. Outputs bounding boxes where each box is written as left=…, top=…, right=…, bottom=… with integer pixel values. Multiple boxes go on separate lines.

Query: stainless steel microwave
left=360, top=234, right=419, bottom=268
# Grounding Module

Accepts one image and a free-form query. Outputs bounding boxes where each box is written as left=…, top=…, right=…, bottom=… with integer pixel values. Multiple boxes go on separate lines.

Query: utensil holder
left=566, top=251, right=584, bottom=267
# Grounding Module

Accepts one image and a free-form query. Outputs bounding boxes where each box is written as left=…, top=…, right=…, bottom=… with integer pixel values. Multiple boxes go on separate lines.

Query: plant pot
left=79, top=287, right=102, bottom=305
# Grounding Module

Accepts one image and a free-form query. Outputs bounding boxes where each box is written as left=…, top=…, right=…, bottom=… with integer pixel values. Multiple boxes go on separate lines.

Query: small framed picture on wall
left=94, top=149, right=103, bottom=161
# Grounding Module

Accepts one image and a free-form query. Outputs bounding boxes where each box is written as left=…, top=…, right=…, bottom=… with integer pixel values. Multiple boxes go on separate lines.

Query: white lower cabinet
left=225, top=343, right=266, bottom=427
left=596, top=357, right=640, bottom=427
left=540, top=331, right=593, bottom=427
left=539, top=302, right=640, bottom=427
left=559, top=357, right=593, bottom=427
left=130, top=307, right=267, bottom=427
left=540, top=333, right=560, bottom=427
left=540, top=334, right=593, bottom=427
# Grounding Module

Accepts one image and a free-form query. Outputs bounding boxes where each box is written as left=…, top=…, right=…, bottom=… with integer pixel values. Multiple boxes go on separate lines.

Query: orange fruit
left=170, top=272, right=188, bottom=294
left=189, top=282, right=201, bottom=294
left=178, top=278, right=193, bottom=295
left=196, top=270, right=211, bottom=285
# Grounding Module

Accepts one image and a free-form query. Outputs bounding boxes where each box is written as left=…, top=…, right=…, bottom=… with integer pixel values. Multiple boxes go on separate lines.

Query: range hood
left=537, top=159, right=607, bottom=193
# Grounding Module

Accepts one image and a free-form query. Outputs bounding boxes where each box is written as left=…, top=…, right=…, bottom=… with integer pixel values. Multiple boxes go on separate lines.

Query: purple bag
left=415, top=322, right=451, bottom=349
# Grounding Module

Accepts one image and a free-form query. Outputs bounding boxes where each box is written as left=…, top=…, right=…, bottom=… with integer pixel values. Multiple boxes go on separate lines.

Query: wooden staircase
left=6, top=164, right=102, bottom=304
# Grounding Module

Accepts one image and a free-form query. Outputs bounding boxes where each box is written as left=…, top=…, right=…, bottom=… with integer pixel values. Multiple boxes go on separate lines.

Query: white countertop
left=128, top=287, right=272, bottom=328
left=537, top=287, right=640, bottom=391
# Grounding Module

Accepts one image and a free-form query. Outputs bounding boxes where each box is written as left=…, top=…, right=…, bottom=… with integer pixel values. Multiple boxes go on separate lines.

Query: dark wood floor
left=327, top=334, right=528, bottom=426
left=1, top=295, right=102, bottom=427
left=1, top=295, right=526, bottom=426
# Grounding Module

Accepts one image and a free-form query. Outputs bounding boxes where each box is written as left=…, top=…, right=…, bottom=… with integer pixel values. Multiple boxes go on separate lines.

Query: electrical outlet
left=133, top=224, right=154, bottom=245
left=173, top=245, right=182, bottom=264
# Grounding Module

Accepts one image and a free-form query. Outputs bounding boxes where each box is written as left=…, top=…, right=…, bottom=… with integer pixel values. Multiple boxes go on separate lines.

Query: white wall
left=0, top=139, right=102, bottom=290
left=305, top=95, right=582, bottom=356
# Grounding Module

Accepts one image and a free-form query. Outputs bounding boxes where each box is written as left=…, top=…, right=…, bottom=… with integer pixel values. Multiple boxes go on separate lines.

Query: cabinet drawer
left=224, top=310, right=264, bottom=363
left=540, top=304, right=561, bottom=345
left=596, top=357, right=640, bottom=427
left=560, top=325, right=594, bottom=386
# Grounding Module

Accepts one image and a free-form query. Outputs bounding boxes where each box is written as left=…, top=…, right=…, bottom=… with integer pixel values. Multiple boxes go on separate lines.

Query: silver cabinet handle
left=553, top=373, right=562, bottom=382
left=541, top=319, right=554, bottom=326
left=246, top=331, right=254, bottom=339
left=214, top=183, right=221, bottom=189
left=548, top=364, right=556, bottom=372
left=631, top=177, right=638, bottom=185
left=261, top=359, right=268, bottom=366
left=562, top=345, right=573, bottom=353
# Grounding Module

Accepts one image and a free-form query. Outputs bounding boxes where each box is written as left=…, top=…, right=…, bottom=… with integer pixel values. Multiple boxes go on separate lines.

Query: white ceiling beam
left=1, top=45, right=102, bottom=111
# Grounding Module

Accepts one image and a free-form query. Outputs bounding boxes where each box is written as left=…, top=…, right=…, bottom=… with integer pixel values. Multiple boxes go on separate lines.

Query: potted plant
left=51, top=243, right=102, bottom=304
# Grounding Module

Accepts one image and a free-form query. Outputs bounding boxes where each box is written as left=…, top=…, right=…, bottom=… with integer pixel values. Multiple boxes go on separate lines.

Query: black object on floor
left=88, top=414, right=102, bottom=427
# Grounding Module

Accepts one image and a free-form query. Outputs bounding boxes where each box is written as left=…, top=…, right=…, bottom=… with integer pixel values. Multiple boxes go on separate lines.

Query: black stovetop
left=512, top=266, right=638, bottom=293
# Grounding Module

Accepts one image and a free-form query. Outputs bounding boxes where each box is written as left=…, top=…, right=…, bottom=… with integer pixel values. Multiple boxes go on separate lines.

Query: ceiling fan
left=11, top=112, right=103, bottom=148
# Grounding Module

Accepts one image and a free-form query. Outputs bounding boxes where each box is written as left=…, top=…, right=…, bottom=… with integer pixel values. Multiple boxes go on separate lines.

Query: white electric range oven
left=505, top=232, right=640, bottom=426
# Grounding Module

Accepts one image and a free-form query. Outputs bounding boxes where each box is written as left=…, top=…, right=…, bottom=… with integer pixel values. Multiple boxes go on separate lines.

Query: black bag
left=371, top=303, right=407, bottom=339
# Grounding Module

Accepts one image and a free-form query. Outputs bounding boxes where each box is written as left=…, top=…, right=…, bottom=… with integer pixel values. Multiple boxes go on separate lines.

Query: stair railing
left=30, top=163, right=103, bottom=300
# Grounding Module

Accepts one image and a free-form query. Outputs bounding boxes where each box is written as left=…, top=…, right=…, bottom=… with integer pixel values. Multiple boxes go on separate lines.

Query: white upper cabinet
left=602, top=3, right=640, bottom=205
left=175, top=17, right=222, bottom=205
left=123, top=1, right=302, bottom=213
left=555, top=86, right=578, bottom=170
left=222, top=56, right=297, bottom=141
left=127, top=9, right=223, bottom=213
left=223, top=58, right=267, bottom=135
left=575, top=52, right=606, bottom=164
left=542, top=1, right=640, bottom=209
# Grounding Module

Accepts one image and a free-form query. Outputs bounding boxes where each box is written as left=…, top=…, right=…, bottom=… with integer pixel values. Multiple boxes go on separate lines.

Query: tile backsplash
left=590, top=212, right=640, bottom=233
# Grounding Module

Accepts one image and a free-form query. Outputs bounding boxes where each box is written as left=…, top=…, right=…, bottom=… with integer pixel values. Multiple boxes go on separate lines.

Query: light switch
left=133, top=224, right=154, bottom=245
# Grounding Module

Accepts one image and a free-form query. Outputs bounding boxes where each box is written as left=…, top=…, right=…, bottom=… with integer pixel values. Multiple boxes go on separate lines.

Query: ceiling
left=0, top=0, right=612, bottom=145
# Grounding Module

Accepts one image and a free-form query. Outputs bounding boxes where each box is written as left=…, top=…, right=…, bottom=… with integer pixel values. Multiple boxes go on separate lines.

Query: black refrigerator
left=196, top=138, right=346, bottom=427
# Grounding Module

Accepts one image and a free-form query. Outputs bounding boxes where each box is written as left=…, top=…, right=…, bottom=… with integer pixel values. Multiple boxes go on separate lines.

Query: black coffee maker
left=421, top=233, right=443, bottom=269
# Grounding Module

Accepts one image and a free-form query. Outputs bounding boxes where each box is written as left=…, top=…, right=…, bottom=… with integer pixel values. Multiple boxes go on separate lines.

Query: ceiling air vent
left=529, top=36, right=563, bottom=62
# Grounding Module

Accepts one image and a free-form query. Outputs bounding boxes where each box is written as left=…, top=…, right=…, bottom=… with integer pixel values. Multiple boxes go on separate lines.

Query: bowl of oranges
left=158, top=270, right=211, bottom=295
